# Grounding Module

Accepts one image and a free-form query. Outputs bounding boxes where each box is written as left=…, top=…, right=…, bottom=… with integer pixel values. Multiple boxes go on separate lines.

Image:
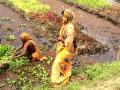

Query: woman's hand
left=58, top=36, right=64, bottom=43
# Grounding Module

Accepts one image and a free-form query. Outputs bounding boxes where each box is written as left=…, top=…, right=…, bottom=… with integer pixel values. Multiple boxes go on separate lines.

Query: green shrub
left=0, top=44, right=29, bottom=71
left=0, top=44, right=14, bottom=57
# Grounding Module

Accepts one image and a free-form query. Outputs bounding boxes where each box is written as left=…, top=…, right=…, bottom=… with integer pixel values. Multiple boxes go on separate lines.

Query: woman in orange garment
left=12, top=32, right=47, bottom=61
left=51, top=9, right=77, bottom=87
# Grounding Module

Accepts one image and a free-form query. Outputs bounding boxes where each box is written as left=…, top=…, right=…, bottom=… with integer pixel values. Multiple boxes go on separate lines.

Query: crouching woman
left=12, top=32, right=47, bottom=61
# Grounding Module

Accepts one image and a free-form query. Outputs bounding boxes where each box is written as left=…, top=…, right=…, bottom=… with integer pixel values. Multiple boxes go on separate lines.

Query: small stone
left=20, top=23, right=26, bottom=27
left=11, top=19, right=15, bottom=23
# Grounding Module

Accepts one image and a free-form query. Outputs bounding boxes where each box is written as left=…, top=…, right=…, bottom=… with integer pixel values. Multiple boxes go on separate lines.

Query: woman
left=51, top=9, right=77, bottom=87
left=12, top=32, right=47, bottom=61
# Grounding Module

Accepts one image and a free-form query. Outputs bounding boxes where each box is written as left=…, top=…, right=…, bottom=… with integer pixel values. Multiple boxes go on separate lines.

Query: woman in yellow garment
left=51, top=9, right=77, bottom=87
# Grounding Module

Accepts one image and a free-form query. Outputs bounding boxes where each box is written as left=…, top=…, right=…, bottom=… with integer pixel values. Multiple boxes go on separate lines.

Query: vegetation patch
left=74, top=0, right=111, bottom=9
left=7, top=35, right=16, bottom=41
left=0, top=44, right=28, bottom=71
left=0, top=44, right=50, bottom=89
left=9, top=0, right=51, bottom=14
left=5, top=64, right=49, bottom=89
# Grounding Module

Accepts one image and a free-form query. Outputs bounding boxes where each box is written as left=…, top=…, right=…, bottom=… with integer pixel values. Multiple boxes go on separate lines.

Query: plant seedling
left=7, top=35, right=16, bottom=41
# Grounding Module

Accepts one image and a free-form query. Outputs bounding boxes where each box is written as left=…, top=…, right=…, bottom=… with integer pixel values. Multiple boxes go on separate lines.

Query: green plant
left=0, top=16, right=10, bottom=21
left=0, top=44, right=29, bottom=71
left=0, top=44, right=14, bottom=58
left=6, top=64, right=49, bottom=89
left=9, top=57, right=29, bottom=71
left=43, top=56, right=53, bottom=65
left=7, top=35, right=16, bottom=41
left=9, top=0, right=51, bottom=14
left=74, top=0, right=111, bottom=9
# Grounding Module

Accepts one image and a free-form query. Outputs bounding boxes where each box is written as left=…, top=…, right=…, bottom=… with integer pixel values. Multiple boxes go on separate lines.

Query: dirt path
left=40, top=0, right=120, bottom=62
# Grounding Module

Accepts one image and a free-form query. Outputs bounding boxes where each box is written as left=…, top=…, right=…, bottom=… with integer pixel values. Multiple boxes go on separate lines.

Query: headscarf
left=20, top=32, right=32, bottom=43
left=63, top=9, right=75, bottom=22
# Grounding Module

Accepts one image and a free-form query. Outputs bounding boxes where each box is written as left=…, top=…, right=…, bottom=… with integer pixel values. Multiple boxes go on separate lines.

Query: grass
left=57, top=61, right=120, bottom=90
left=72, top=61, right=120, bottom=81
left=0, top=44, right=29, bottom=71
left=9, top=0, right=51, bottom=14
left=73, top=0, right=111, bottom=9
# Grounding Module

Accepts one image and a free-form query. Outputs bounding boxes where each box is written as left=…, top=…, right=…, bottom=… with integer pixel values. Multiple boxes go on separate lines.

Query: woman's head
left=62, top=9, right=75, bottom=24
left=20, top=32, right=32, bottom=43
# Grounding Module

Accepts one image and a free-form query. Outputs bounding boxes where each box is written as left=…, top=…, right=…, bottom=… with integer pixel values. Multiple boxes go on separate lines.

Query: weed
left=43, top=56, right=53, bottom=65
left=7, top=35, right=16, bottom=41
left=0, top=44, right=14, bottom=57
left=0, top=16, right=10, bottom=21
left=6, top=64, right=49, bottom=89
